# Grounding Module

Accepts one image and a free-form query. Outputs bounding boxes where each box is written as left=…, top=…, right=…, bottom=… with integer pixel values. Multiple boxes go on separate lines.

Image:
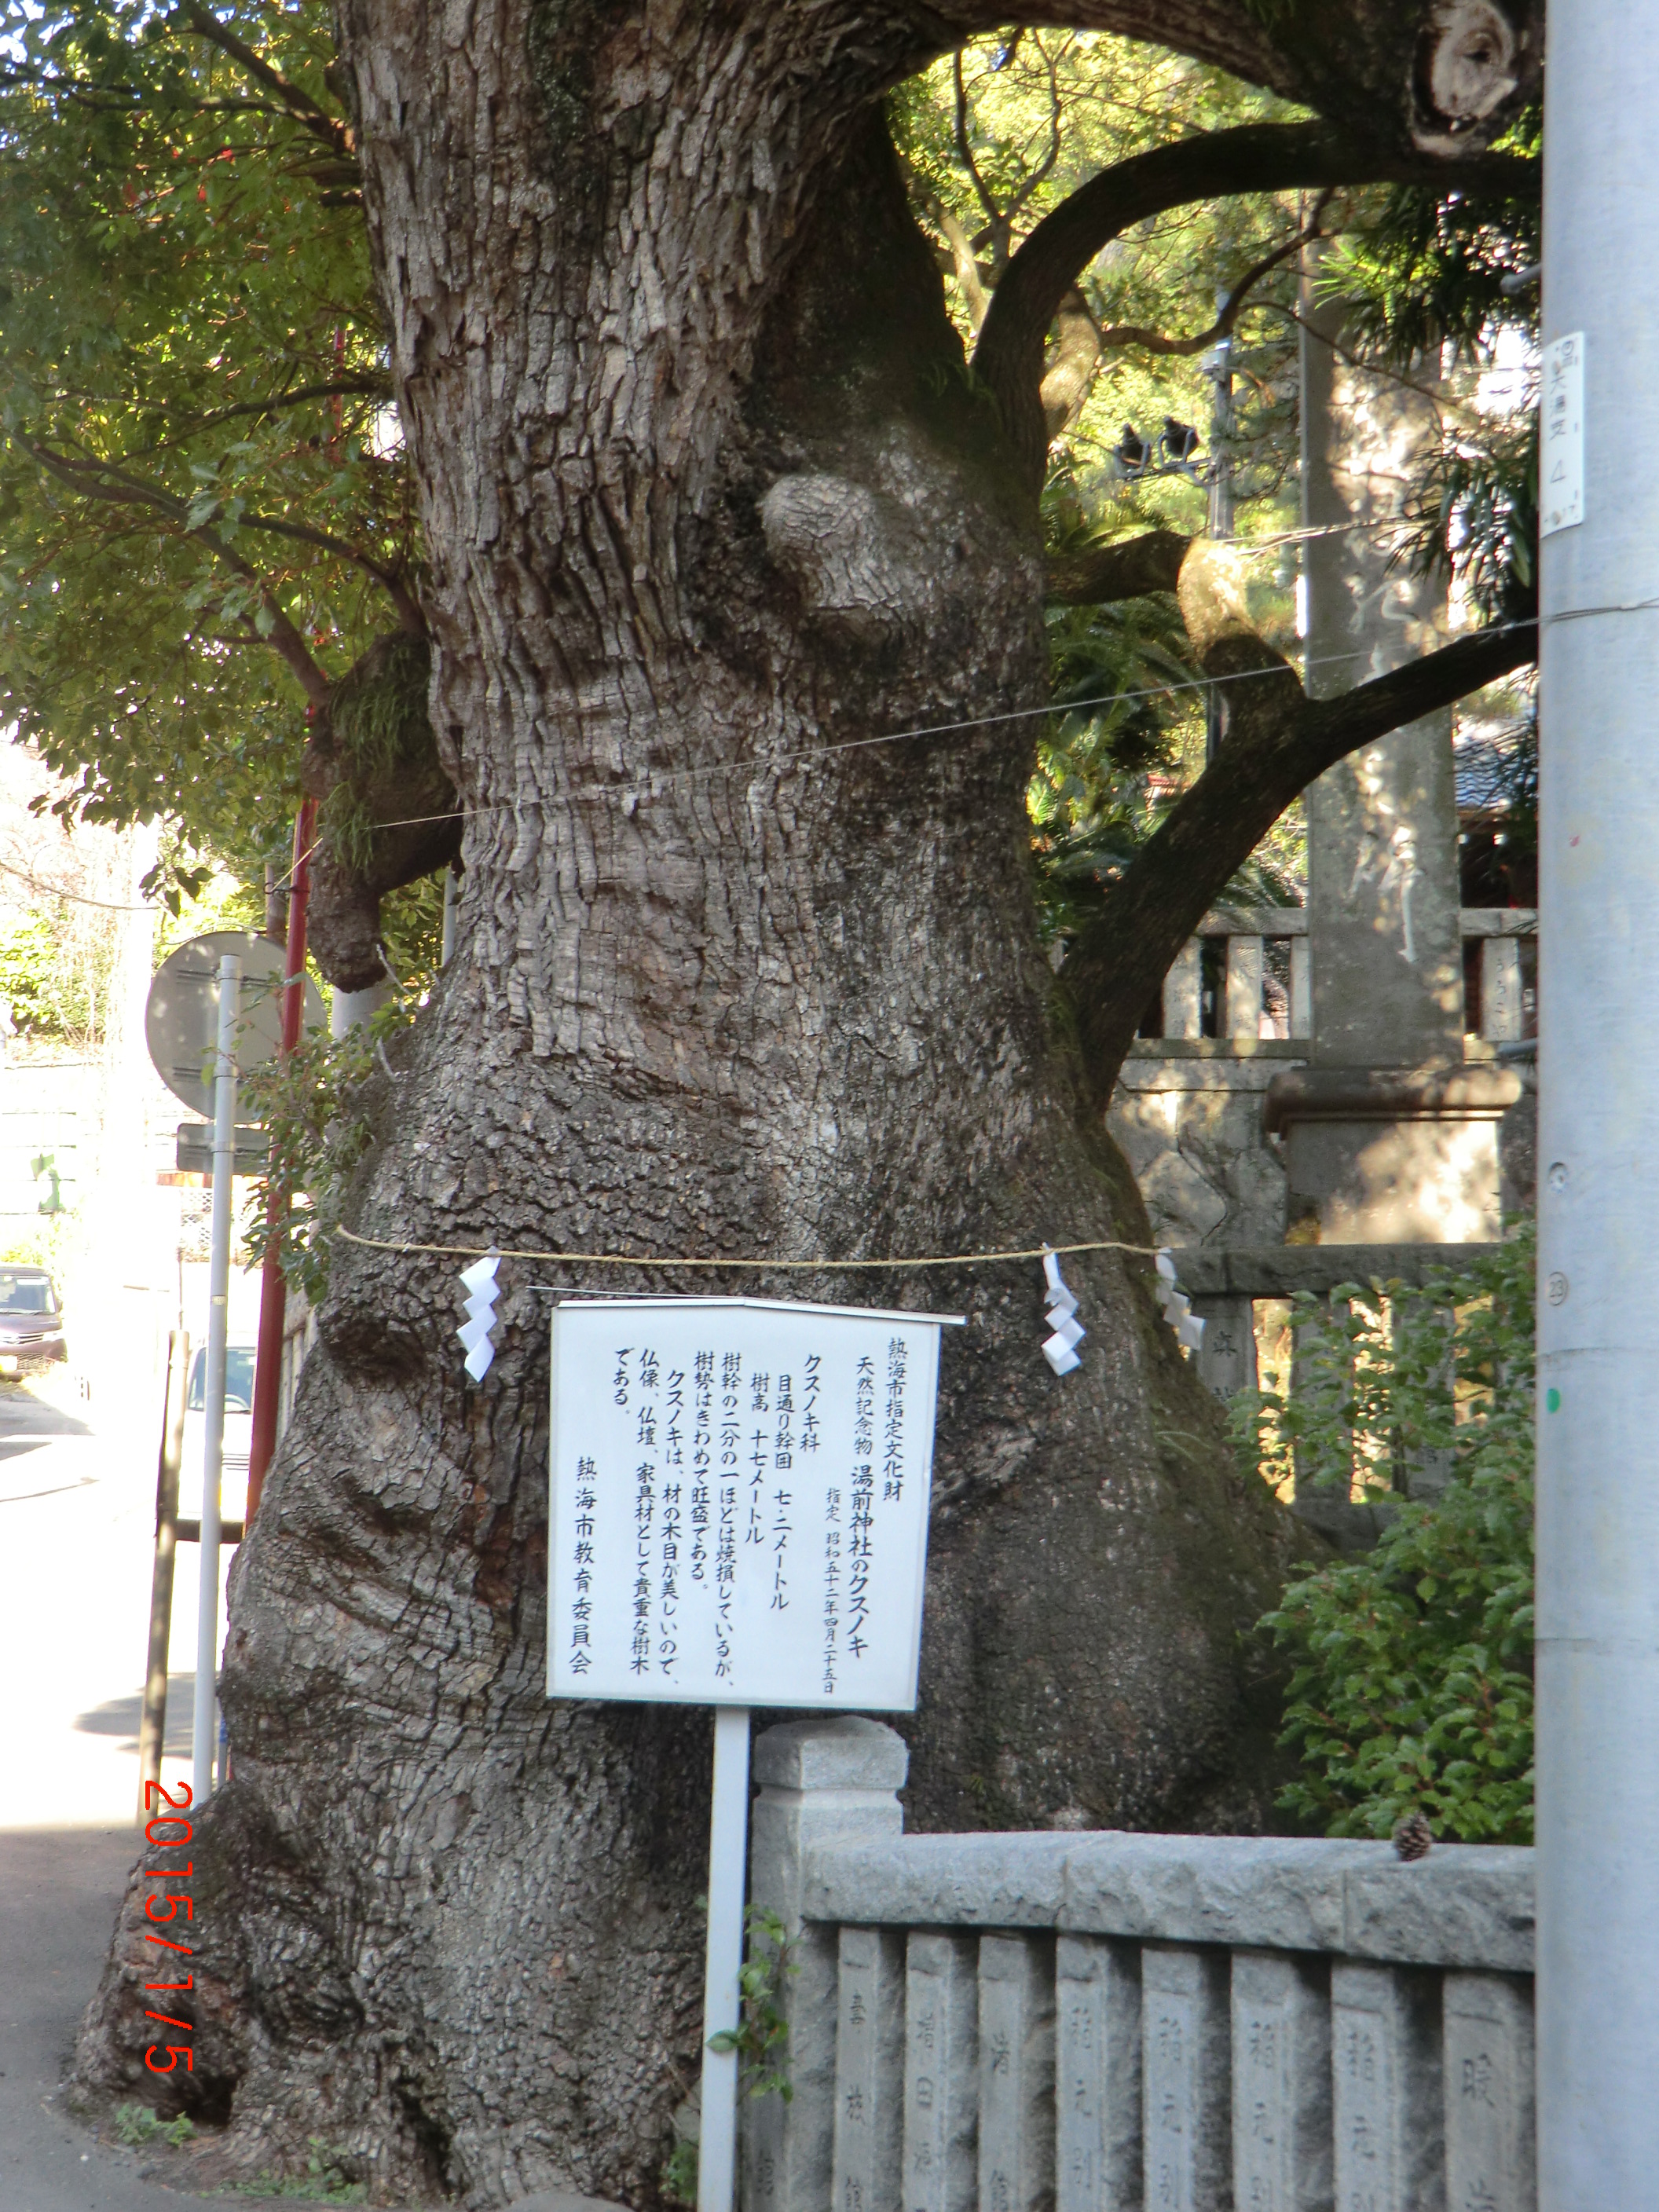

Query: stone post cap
left=753, top=1716, right=909, bottom=1794
left=1263, top=1062, right=1522, bottom=1133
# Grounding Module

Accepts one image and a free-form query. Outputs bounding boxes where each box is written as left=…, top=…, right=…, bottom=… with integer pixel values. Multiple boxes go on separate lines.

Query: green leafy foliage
left=705, top=1904, right=797, bottom=2104
left=892, top=35, right=1313, bottom=913
left=0, top=0, right=419, bottom=893
left=113, top=2103, right=196, bottom=2148
left=233, top=2140, right=366, bottom=2201
left=1323, top=111, right=1540, bottom=375
left=1028, top=590, right=1198, bottom=941
left=0, top=904, right=114, bottom=1039
left=661, top=2137, right=700, bottom=2207
left=239, top=990, right=416, bottom=1303
left=1407, top=412, right=1538, bottom=630
left=1240, top=1230, right=1536, bottom=1843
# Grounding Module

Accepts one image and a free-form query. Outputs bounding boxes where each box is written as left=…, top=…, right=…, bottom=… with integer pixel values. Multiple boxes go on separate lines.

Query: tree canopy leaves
left=0, top=0, right=415, bottom=884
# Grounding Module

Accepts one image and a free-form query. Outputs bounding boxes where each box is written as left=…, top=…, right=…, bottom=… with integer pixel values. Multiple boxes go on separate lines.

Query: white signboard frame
left=548, top=1295, right=960, bottom=1711
left=546, top=1292, right=962, bottom=2212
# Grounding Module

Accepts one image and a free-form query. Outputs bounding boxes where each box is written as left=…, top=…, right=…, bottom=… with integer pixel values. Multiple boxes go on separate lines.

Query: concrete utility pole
left=1536, top=8, right=1659, bottom=2201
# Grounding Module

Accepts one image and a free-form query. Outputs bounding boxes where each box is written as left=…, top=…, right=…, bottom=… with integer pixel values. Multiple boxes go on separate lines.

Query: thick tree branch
left=936, top=2, right=1543, bottom=165
left=1046, top=529, right=1191, bottom=604
left=24, top=441, right=422, bottom=636
left=971, top=120, right=1536, bottom=491
left=1038, top=200, right=1329, bottom=437
left=1039, top=288, right=1103, bottom=438
left=932, top=199, right=991, bottom=333
left=170, top=2, right=354, bottom=164
left=1064, top=615, right=1537, bottom=1105
left=1095, top=195, right=1333, bottom=361
left=25, top=441, right=333, bottom=701
left=131, top=378, right=391, bottom=452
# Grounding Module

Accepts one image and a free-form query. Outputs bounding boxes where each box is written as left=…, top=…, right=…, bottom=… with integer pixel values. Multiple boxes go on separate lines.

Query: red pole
left=246, top=799, right=315, bottom=1526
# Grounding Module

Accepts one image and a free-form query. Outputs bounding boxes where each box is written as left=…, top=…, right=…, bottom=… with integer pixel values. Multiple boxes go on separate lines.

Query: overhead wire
left=280, top=615, right=1540, bottom=881
left=0, top=855, right=157, bottom=912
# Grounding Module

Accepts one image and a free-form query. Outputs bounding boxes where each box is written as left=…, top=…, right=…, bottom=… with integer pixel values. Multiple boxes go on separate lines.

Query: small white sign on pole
left=1541, top=331, right=1585, bottom=537
left=548, top=1294, right=961, bottom=2212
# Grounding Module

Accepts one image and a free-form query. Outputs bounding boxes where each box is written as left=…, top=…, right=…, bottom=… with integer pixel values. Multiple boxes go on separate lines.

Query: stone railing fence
left=1155, top=908, right=1536, bottom=1046
left=743, top=1718, right=1535, bottom=2212
left=1175, top=1243, right=1499, bottom=1547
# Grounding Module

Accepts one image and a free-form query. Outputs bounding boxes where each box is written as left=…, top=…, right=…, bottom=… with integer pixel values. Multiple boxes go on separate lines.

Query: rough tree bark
left=72, top=4, right=1540, bottom=2203
left=300, top=634, right=463, bottom=991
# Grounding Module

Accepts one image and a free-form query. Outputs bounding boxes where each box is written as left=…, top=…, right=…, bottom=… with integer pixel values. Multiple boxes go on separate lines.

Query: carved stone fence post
left=743, top=1716, right=909, bottom=2212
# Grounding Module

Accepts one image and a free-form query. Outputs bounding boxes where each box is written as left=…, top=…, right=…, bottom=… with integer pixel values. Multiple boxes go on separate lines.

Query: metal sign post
left=136, top=1328, right=190, bottom=1822
left=143, top=929, right=325, bottom=1804
left=698, top=1704, right=753, bottom=2212
left=547, top=1294, right=961, bottom=2212
left=248, top=803, right=317, bottom=1525
left=192, top=954, right=240, bottom=1804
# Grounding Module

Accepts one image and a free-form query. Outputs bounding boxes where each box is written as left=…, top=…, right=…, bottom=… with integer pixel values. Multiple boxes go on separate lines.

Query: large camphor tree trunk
left=73, top=2, right=1543, bottom=2202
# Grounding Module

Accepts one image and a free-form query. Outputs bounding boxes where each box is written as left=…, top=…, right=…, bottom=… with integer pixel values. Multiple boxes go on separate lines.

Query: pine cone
left=1392, top=1811, right=1434, bottom=1862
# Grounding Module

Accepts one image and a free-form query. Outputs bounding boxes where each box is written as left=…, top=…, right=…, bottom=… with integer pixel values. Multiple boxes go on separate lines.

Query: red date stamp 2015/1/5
left=140, top=1780, right=196, bottom=2077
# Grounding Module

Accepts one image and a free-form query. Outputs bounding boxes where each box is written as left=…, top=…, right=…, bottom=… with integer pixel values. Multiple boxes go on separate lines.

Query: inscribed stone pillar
left=1230, top=1950, right=1334, bottom=2212
left=832, top=1925, right=906, bottom=2212
left=1273, top=263, right=1516, bottom=1241
left=1140, top=1946, right=1231, bottom=2212
left=903, top=1932, right=978, bottom=2212
left=977, top=1936, right=1055, bottom=2212
left=1300, top=268, right=1464, bottom=1067
left=1055, top=1936, right=1141, bottom=2212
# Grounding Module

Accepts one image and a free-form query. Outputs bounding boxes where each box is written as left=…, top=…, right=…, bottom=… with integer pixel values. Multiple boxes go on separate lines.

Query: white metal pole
left=329, top=980, right=390, bottom=1038
left=697, top=1705, right=751, bottom=2212
left=192, top=954, right=240, bottom=1804
left=1537, top=9, right=1659, bottom=2201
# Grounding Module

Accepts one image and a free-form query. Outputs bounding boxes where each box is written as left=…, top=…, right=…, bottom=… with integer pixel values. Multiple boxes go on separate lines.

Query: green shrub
left=240, top=994, right=416, bottom=1304
left=233, top=2138, right=366, bottom=2200
left=1239, top=1228, right=1535, bottom=1844
left=0, top=906, right=111, bottom=1041
left=661, top=2137, right=699, bottom=2207
left=113, top=2103, right=195, bottom=2148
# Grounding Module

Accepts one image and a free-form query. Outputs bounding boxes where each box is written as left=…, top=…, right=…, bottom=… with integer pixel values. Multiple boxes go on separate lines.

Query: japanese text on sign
left=548, top=1298, right=958, bottom=1709
left=1540, top=332, right=1584, bottom=538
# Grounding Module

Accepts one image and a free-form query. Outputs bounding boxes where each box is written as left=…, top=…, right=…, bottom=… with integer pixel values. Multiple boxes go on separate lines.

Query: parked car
left=0, top=1267, right=67, bottom=1372
left=178, top=1342, right=255, bottom=1525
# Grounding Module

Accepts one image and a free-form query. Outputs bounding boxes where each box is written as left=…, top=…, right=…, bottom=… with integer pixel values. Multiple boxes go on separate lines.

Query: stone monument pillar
left=1266, top=266, right=1516, bottom=1242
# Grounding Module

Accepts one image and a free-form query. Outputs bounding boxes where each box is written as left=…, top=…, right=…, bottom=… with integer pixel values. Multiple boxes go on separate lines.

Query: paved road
left=0, top=1372, right=203, bottom=1829
left=0, top=1378, right=621, bottom=2212
left=0, top=1374, right=259, bottom=2210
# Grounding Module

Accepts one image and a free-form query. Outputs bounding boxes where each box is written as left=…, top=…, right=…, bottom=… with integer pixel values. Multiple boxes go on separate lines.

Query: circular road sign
left=145, top=931, right=326, bottom=1118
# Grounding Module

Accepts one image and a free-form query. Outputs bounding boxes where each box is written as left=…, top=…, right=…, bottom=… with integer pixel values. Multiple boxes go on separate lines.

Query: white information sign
left=548, top=1296, right=961, bottom=1711
left=1540, top=331, right=1584, bottom=537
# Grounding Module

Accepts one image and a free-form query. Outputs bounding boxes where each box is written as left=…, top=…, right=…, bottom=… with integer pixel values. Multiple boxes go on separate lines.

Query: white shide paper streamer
left=1042, top=1248, right=1086, bottom=1375
left=457, top=1252, right=502, bottom=1379
left=1155, top=1248, right=1206, bottom=1353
